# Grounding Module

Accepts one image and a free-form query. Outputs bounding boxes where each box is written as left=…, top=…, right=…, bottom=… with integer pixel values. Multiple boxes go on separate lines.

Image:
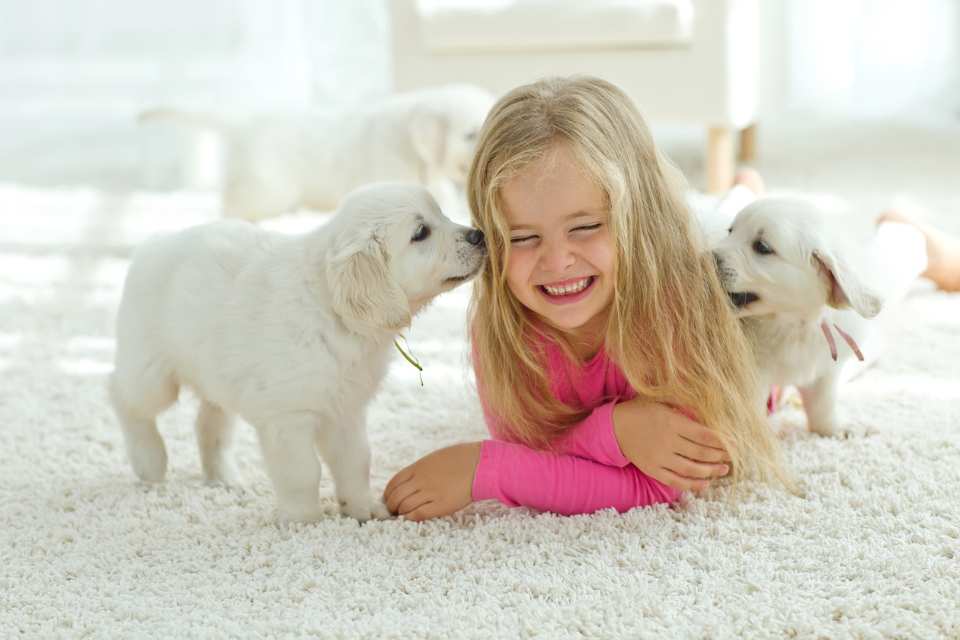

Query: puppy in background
left=141, top=84, right=496, bottom=220
left=712, top=197, right=926, bottom=437
left=110, top=183, right=486, bottom=522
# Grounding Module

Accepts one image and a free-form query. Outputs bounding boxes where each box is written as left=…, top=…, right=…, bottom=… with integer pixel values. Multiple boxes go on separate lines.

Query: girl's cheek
left=588, top=232, right=616, bottom=271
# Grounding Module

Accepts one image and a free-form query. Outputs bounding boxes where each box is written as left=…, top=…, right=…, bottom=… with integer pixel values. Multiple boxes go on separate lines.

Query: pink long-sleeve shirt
left=470, top=338, right=682, bottom=515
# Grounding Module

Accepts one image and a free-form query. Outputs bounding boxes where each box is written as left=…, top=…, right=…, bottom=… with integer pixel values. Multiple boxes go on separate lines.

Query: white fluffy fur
left=109, top=183, right=485, bottom=522
left=140, top=84, right=496, bottom=220
left=711, top=197, right=912, bottom=437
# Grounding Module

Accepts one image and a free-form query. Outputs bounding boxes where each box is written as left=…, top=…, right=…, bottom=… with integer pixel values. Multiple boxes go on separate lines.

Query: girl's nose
left=539, top=239, right=575, bottom=273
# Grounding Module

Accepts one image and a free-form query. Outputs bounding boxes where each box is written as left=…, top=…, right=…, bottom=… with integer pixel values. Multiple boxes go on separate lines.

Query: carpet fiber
left=2, top=122, right=960, bottom=638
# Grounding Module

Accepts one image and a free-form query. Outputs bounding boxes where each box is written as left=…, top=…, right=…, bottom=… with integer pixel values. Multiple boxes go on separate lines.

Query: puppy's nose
left=465, top=229, right=484, bottom=246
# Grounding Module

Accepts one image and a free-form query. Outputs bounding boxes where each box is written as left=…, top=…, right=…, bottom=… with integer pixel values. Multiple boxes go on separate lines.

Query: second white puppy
left=142, top=84, right=496, bottom=220
left=712, top=197, right=885, bottom=437
left=110, top=183, right=486, bottom=521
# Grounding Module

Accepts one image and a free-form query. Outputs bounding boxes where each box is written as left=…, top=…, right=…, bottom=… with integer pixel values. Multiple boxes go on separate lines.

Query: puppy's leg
left=256, top=418, right=323, bottom=522
left=315, top=422, right=388, bottom=522
left=195, top=401, right=239, bottom=485
left=109, top=371, right=177, bottom=482
left=799, top=372, right=865, bottom=438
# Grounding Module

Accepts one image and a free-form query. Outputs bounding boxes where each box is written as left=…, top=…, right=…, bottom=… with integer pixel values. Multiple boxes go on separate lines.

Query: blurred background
left=0, top=0, right=960, bottom=188
left=0, top=0, right=957, bottom=199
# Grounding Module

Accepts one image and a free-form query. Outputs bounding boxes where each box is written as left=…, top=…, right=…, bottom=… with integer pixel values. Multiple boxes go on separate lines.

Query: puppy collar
left=394, top=335, right=425, bottom=387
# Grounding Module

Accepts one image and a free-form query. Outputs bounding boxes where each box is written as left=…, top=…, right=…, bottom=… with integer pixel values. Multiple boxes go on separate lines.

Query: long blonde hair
left=468, top=76, right=790, bottom=487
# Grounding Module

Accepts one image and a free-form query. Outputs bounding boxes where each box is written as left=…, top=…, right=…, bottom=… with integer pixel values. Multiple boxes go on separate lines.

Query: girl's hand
left=612, top=399, right=730, bottom=492
left=383, top=442, right=482, bottom=521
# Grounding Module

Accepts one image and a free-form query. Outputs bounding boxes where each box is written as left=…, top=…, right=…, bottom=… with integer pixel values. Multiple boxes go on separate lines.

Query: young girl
left=382, top=76, right=960, bottom=521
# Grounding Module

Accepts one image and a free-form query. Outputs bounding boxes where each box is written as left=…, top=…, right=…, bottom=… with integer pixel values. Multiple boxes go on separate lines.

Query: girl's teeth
left=544, top=277, right=590, bottom=296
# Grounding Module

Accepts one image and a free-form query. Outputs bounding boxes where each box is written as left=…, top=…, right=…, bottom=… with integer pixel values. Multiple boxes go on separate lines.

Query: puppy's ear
left=813, top=249, right=883, bottom=318
left=409, top=108, right=448, bottom=170
left=327, top=236, right=411, bottom=333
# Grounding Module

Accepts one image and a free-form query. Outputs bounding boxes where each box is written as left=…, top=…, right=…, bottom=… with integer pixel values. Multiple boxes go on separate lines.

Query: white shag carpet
left=2, top=121, right=960, bottom=639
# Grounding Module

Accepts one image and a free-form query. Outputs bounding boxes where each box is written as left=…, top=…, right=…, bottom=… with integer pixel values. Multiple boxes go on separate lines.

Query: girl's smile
left=500, top=142, right=615, bottom=345
left=538, top=275, right=597, bottom=304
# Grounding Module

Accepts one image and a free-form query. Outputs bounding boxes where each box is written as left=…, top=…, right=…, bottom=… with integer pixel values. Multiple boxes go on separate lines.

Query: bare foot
left=733, top=168, right=766, bottom=196
left=877, top=210, right=960, bottom=292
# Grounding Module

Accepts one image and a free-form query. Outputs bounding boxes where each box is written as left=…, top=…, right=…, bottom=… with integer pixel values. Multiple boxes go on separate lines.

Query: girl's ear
left=327, top=235, right=411, bottom=333
left=812, top=247, right=883, bottom=318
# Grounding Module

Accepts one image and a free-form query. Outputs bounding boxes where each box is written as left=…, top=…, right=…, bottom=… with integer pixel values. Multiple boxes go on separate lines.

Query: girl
left=382, top=76, right=960, bottom=521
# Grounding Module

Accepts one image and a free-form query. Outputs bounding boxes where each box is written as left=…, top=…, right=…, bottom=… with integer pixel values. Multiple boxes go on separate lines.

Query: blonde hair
left=468, top=76, right=790, bottom=488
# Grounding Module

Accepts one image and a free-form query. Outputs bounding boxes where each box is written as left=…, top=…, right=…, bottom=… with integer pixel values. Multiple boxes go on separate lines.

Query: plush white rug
left=2, top=122, right=960, bottom=638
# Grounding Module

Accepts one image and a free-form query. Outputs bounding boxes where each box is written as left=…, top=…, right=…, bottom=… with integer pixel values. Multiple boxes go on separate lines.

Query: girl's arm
left=472, top=438, right=680, bottom=515
left=482, top=395, right=630, bottom=467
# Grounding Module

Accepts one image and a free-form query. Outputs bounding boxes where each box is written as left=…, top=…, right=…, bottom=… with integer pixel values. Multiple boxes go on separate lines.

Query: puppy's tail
left=138, top=108, right=232, bottom=134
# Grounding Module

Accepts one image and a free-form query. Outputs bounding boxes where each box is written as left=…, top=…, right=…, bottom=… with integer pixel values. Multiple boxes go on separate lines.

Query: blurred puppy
left=712, top=197, right=884, bottom=437
left=110, top=183, right=486, bottom=522
left=141, top=84, right=496, bottom=220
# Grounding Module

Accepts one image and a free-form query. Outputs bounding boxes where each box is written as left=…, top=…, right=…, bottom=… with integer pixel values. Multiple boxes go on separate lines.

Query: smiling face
left=499, top=142, right=615, bottom=344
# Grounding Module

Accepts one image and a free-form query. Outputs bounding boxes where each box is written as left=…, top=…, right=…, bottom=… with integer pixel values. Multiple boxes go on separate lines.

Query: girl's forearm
left=472, top=439, right=680, bottom=515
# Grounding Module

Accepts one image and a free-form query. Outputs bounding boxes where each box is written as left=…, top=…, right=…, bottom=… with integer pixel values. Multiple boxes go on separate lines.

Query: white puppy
left=109, top=183, right=486, bottom=521
left=711, top=197, right=886, bottom=437
left=141, top=84, right=496, bottom=220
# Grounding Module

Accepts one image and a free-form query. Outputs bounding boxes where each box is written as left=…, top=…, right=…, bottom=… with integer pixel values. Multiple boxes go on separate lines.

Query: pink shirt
left=471, top=338, right=682, bottom=515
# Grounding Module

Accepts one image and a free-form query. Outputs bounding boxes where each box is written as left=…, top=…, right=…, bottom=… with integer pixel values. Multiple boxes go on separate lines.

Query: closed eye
left=510, top=234, right=538, bottom=245
left=572, top=223, right=602, bottom=233
left=752, top=238, right=775, bottom=255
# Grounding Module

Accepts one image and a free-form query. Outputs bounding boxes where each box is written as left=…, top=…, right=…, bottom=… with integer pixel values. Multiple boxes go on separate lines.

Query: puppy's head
left=326, top=183, right=486, bottom=334
left=408, top=84, right=496, bottom=185
left=711, top=197, right=882, bottom=319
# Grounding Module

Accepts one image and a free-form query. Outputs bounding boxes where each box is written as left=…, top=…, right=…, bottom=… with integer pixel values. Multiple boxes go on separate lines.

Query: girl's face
left=500, top=143, right=615, bottom=344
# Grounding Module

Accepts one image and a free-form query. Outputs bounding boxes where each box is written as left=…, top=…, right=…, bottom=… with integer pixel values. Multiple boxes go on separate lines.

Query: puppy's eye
left=727, top=227, right=733, bottom=235
left=752, top=239, right=774, bottom=255
left=412, top=224, right=431, bottom=242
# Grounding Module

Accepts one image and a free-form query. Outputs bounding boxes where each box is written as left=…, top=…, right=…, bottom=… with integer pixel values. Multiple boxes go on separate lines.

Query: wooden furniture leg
left=738, top=123, right=757, bottom=163
left=707, top=126, right=734, bottom=194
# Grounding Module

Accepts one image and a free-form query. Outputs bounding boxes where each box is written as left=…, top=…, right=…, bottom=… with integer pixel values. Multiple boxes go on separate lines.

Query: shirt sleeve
left=553, top=400, right=630, bottom=466
left=480, top=391, right=629, bottom=467
left=472, top=439, right=681, bottom=515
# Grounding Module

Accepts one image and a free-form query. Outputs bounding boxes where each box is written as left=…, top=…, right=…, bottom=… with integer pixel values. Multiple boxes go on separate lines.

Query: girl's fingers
left=676, top=438, right=729, bottom=464
left=678, top=423, right=728, bottom=452
left=402, top=501, right=438, bottom=522
left=656, top=467, right=711, bottom=493
left=666, top=455, right=729, bottom=481
left=396, top=489, right=432, bottom=516
left=383, top=468, right=413, bottom=502
left=384, top=478, right=419, bottom=513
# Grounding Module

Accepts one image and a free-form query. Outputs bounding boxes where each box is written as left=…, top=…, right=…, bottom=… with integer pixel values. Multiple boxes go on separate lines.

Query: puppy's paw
left=339, top=495, right=391, bottom=522
left=369, top=498, right=391, bottom=521
left=277, top=501, right=324, bottom=524
left=128, top=442, right=168, bottom=483
left=203, top=460, right=241, bottom=487
left=809, top=419, right=870, bottom=439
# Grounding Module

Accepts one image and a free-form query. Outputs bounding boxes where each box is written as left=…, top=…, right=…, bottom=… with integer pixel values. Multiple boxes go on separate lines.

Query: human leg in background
left=876, top=210, right=960, bottom=292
